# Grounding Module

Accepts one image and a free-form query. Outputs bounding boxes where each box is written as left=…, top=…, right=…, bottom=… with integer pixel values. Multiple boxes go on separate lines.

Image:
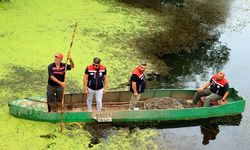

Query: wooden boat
left=8, top=88, right=246, bottom=123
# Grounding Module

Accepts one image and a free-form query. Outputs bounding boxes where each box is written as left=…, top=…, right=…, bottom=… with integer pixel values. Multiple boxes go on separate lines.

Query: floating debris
left=40, top=134, right=57, bottom=139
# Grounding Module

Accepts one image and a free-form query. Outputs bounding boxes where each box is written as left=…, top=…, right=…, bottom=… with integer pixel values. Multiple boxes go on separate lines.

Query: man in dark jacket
left=129, top=61, right=147, bottom=110
left=84, top=57, right=108, bottom=112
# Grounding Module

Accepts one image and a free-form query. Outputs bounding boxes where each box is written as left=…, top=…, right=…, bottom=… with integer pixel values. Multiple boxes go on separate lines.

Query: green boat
left=8, top=88, right=246, bottom=123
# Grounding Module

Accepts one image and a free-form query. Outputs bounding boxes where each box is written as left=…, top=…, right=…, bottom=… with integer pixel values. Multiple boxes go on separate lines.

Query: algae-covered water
left=0, top=0, right=162, bottom=149
left=1, top=0, right=250, bottom=149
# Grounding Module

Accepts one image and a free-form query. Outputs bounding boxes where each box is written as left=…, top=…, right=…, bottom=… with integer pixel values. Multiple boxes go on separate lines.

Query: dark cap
left=93, top=57, right=101, bottom=64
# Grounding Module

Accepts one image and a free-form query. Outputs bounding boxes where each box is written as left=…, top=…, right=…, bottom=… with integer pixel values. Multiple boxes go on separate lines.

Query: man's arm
left=103, top=75, right=108, bottom=94
left=84, top=74, right=88, bottom=95
left=50, top=76, right=65, bottom=87
left=222, top=91, right=229, bottom=101
left=197, top=82, right=211, bottom=92
left=220, top=83, right=229, bottom=104
left=67, top=53, right=74, bottom=69
left=69, top=59, right=74, bottom=69
left=132, top=81, right=138, bottom=96
left=68, top=54, right=75, bottom=69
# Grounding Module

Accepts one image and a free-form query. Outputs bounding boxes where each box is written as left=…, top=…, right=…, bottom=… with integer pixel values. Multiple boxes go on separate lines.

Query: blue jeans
left=87, top=88, right=103, bottom=112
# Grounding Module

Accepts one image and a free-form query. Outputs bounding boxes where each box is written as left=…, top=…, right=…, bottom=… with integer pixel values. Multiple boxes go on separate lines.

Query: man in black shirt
left=129, top=61, right=147, bottom=110
left=47, top=53, right=74, bottom=112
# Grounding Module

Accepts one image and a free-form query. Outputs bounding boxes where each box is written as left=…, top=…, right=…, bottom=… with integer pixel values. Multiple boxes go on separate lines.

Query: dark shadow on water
left=201, top=124, right=219, bottom=145
left=83, top=114, right=242, bottom=147
left=146, top=41, right=230, bottom=89
left=116, top=40, right=230, bottom=89
left=40, top=133, right=57, bottom=139
left=110, top=114, right=242, bottom=129
left=112, top=0, right=232, bottom=89
left=84, top=123, right=117, bottom=148
left=118, top=0, right=232, bottom=55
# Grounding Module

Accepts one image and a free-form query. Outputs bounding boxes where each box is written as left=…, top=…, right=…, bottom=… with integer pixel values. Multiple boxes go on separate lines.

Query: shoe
left=128, top=108, right=139, bottom=111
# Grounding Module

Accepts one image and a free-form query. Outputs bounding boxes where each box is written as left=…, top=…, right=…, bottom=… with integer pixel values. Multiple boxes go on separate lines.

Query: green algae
left=0, top=0, right=163, bottom=149
left=0, top=105, right=90, bottom=149
left=94, top=128, right=158, bottom=150
left=0, top=0, right=169, bottom=90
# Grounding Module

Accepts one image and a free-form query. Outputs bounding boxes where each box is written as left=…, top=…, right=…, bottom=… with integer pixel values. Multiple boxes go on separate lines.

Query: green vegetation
left=0, top=0, right=163, bottom=149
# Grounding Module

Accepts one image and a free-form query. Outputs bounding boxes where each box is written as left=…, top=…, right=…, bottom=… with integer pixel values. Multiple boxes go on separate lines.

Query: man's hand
left=134, top=92, right=138, bottom=96
left=197, top=87, right=203, bottom=92
left=103, top=88, right=107, bottom=95
left=197, top=82, right=211, bottom=93
left=218, top=99, right=227, bottom=105
left=85, top=88, right=88, bottom=96
left=60, top=82, right=66, bottom=87
left=67, top=53, right=72, bottom=60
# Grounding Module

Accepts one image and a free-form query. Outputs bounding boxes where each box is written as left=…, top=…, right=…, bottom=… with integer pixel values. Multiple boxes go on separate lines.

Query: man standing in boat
left=84, top=57, right=108, bottom=112
left=47, top=53, right=75, bottom=112
left=129, top=61, right=147, bottom=110
left=193, top=71, right=229, bottom=107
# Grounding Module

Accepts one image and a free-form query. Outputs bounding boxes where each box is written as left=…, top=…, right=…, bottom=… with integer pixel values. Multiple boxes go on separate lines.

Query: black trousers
left=46, top=84, right=64, bottom=112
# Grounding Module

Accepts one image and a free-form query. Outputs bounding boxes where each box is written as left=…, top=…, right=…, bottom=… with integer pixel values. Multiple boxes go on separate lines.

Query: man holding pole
left=84, top=57, right=108, bottom=112
left=47, top=53, right=74, bottom=112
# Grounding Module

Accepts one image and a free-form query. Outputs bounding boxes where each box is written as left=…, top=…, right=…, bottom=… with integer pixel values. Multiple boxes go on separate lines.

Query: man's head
left=55, top=53, right=63, bottom=64
left=93, top=57, right=101, bottom=69
left=139, top=61, right=147, bottom=73
left=216, top=71, right=225, bottom=81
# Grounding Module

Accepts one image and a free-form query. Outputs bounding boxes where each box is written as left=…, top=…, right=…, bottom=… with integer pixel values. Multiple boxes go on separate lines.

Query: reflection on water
left=201, top=124, right=219, bottom=145
left=146, top=41, right=230, bottom=88
left=119, top=0, right=231, bottom=56
left=115, top=0, right=232, bottom=89
left=83, top=115, right=242, bottom=147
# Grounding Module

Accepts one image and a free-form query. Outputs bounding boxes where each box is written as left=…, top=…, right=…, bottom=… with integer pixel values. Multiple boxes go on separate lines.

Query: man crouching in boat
left=192, top=71, right=229, bottom=107
left=129, top=61, right=147, bottom=110
left=47, top=53, right=74, bottom=112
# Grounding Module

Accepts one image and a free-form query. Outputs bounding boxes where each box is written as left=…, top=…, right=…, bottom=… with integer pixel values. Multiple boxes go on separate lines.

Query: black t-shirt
left=48, top=63, right=71, bottom=86
left=130, top=74, right=146, bottom=93
left=131, top=74, right=139, bottom=82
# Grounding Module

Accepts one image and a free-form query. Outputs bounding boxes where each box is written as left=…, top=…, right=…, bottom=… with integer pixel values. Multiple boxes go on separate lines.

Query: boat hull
left=8, top=88, right=246, bottom=123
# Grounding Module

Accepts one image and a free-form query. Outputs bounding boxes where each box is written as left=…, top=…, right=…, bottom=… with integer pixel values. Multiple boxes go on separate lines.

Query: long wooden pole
left=60, top=22, right=78, bottom=133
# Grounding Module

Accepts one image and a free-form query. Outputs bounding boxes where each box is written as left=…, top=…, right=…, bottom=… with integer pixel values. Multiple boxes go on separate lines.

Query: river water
left=153, top=1, right=250, bottom=149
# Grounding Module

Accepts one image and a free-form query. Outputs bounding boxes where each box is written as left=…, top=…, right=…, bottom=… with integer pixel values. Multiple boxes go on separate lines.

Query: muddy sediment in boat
left=144, top=97, right=193, bottom=109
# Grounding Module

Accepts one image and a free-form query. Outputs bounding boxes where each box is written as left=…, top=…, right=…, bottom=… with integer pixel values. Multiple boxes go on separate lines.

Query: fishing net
left=144, top=97, right=193, bottom=109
